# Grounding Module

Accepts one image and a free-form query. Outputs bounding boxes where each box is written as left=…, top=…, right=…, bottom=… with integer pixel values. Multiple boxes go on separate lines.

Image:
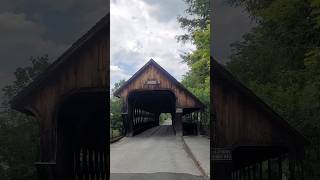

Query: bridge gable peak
left=114, top=59, right=204, bottom=109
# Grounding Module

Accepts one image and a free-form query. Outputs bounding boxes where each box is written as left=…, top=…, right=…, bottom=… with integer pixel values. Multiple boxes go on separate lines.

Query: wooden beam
left=279, top=157, right=282, bottom=180
left=268, top=159, right=272, bottom=180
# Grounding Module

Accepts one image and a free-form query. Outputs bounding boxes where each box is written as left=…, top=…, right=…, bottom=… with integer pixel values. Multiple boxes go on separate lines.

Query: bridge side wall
left=213, top=76, right=295, bottom=148
left=211, top=68, right=305, bottom=180
left=20, top=28, right=109, bottom=162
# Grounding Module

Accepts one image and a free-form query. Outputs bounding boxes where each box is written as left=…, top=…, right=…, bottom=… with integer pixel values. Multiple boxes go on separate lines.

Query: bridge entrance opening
left=56, top=91, right=108, bottom=179
left=160, top=113, right=172, bottom=125
left=125, top=90, right=176, bottom=136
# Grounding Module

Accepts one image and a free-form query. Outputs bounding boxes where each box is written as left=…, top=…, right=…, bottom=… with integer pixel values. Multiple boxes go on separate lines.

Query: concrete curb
left=181, top=136, right=210, bottom=180
left=110, top=136, right=124, bottom=144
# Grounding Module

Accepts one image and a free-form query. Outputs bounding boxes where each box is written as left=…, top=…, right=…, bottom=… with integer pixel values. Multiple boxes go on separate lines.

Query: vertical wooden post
left=253, top=163, right=257, bottom=180
left=127, top=103, right=134, bottom=136
left=278, top=157, right=282, bottom=180
left=240, top=168, right=243, bottom=180
left=196, top=112, right=200, bottom=135
left=136, top=108, right=140, bottom=126
left=133, top=108, right=136, bottom=126
left=236, top=171, right=238, bottom=180
left=174, top=112, right=183, bottom=136
left=268, top=159, right=272, bottom=180
left=259, top=162, right=262, bottom=180
left=246, top=166, right=248, bottom=180
left=289, top=150, right=296, bottom=180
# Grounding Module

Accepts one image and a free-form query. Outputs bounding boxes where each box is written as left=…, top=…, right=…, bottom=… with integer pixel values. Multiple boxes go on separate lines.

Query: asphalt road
left=110, top=124, right=206, bottom=180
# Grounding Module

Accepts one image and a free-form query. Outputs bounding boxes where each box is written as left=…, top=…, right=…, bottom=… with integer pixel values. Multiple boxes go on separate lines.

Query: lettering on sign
left=145, top=80, right=160, bottom=85
left=212, top=148, right=232, bottom=161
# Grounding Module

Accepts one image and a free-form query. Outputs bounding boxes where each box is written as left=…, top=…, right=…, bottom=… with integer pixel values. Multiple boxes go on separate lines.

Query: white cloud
left=110, top=65, right=121, bottom=72
left=110, top=64, right=130, bottom=86
left=110, top=0, right=194, bottom=89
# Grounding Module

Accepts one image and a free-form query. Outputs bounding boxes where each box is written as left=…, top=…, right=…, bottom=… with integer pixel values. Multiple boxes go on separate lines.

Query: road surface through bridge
left=110, top=120, right=206, bottom=180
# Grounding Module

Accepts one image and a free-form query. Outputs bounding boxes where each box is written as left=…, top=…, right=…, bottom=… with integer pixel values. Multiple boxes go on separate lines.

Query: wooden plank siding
left=114, top=59, right=204, bottom=110
left=212, top=58, right=308, bottom=148
left=10, top=15, right=109, bottom=162
left=214, top=77, right=291, bottom=147
left=211, top=57, right=309, bottom=179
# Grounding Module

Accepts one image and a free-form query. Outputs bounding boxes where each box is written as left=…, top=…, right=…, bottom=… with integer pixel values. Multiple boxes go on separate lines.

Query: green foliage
left=227, top=0, right=320, bottom=178
left=112, top=79, right=126, bottom=94
left=0, top=112, right=39, bottom=180
left=181, top=25, right=210, bottom=107
left=110, top=97, right=122, bottom=130
left=159, top=113, right=171, bottom=124
left=110, top=80, right=126, bottom=134
left=178, top=0, right=210, bottom=125
left=0, top=55, right=50, bottom=180
left=177, top=0, right=210, bottom=42
left=2, top=55, right=50, bottom=107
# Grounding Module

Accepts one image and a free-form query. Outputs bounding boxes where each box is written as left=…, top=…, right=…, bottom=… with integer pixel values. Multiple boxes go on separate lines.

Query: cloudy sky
left=0, top=0, right=254, bottom=103
left=213, top=0, right=255, bottom=63
left=0, top=0, right=108, bottom=103
left=110, top=0, right=255, bottom=89
left=110, top=0, right=193, bottom=89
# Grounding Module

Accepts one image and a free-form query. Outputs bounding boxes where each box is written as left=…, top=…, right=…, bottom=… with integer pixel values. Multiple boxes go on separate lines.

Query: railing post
left=127, top=104, right=134, bottom=136
left=175, top=107, right=183, bottom=136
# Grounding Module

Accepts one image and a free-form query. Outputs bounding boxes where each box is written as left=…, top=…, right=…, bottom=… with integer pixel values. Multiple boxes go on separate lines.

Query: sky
left=0, top=0, right=254, bottom=103
left=109, top=0, right=255, bottom=89
left=0, top=0, right=108, bottom=104
left=110, top=0, right=194, bottom=89
left=213, top=0, right=255, bottom=63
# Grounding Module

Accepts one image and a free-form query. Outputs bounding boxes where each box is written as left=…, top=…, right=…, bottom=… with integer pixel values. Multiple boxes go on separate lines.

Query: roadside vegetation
left=110, top=80, right=125, bottom=140
left=227, top=0, right=320, bottom=178
left=0, top=55, right=50, bottom=180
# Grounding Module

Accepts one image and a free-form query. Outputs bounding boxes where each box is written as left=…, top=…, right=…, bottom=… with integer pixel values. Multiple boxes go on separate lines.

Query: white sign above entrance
left=145, top=80, right=160, bottom=85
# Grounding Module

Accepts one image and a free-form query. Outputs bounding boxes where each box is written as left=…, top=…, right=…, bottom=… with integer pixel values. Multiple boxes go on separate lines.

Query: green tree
left=178, top=0, right=210, bottom=125
left=0, top=55, right=50, bottom=180
left=110, top=80, right=126, bottom=136
left=227, top=0, right=320, bottom=178
left=181, top=25, right=210, bottom=107
left=159, top=113, right=171, bottom=124
left=177, top=0, right=210, bottom=42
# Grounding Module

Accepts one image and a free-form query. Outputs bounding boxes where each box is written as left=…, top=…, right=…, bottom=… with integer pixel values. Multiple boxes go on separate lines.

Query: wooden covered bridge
left=113, top=59, right=205, bottom=137
left=7, top=12, right=309, bottom=180
left=10, top=15, right=109, bottom=180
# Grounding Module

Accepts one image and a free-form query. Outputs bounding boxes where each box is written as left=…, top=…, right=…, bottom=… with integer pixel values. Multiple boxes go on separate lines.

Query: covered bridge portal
left=7, top=12, right=310, bottom=180
left=10, top=15, right=109, bottom=180
left=113, top=59, right=205, bottom=136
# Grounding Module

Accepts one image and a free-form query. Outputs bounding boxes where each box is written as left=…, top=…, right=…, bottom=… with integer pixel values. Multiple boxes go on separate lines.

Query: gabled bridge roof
left=114, top=59, right=205, bottom=110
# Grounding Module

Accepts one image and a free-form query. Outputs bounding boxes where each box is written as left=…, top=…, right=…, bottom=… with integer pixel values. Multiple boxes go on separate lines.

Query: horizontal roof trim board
left=10, top=14, right=109, bottom=108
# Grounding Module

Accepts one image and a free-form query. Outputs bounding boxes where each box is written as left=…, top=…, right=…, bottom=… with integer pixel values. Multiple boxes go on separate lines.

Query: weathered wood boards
left=114, top=59, right=204, bottom=110
left=211, top=57, right=309, bottom=180
left=114, top=59, right=205, bottom=136
left=10, top=14, right=110, bottom=180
